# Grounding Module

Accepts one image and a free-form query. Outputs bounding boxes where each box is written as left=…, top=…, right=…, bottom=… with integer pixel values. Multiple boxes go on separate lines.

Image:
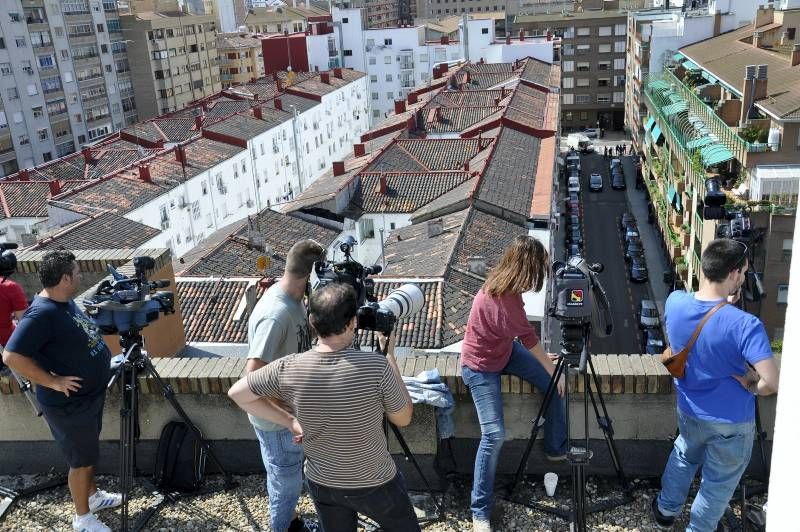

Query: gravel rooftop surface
left=0, top=473, right=762, bottom=531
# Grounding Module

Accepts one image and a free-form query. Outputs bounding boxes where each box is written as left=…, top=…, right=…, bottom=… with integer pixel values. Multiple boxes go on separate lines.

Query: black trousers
left=305, top=472, right=421, bottom=532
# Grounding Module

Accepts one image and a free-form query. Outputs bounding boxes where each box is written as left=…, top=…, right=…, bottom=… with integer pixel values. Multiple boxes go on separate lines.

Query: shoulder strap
left=683, top=301, right=728, bottom=354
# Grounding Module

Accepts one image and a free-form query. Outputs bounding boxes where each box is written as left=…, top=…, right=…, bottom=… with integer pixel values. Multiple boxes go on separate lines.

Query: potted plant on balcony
left=681, top=223, right=691, bottom=247
left=675, top=175, right=685, bottom=194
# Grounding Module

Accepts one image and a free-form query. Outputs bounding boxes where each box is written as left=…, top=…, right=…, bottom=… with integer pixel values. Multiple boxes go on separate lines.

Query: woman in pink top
left=460, top=236, right=566, bottom=532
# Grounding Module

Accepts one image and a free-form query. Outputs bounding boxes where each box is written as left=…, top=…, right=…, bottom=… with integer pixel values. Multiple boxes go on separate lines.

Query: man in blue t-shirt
left=3, top=251, right=121, bottom=532
left=651, top=239, right=780, bottom=531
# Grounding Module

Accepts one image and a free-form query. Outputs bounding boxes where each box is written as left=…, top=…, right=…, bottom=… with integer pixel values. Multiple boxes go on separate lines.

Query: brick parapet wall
left=0, top=354, right=673, bottom=396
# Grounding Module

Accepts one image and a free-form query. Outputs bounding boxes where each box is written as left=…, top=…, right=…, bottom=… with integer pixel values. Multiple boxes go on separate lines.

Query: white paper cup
left=544, top=472, right=558, bottom=497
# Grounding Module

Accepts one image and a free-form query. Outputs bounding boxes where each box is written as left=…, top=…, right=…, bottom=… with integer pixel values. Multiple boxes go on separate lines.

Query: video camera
left=314, top=236, right=424, bottom=335
left=84, top=256, right=175, bottom=335
left=550, top=256, right=612, bottom=358
left=0, top=242, right=18, bottom=277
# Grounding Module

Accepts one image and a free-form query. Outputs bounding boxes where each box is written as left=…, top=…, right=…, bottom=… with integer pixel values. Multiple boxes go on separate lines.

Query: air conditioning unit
left=23, top=67, right=33, bottom=75
left=246, top=199, right=254, bottom=208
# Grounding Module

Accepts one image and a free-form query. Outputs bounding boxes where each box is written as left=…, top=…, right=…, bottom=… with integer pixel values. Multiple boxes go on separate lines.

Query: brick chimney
left=754, top=64, right=768, bottom=99
left=276, top=79, right=284, bottom=92
left=272, top=71, right=279, bottom=81
left=519, top=29, right=525, bottom=42
left=441, top=35, right=449, bottom=45
left=320, top=72, right=330, bottom=84
left=138, top=164, right=152, bottom=183
left=506, top=33, right=511, bottom=45
left=753, top=31, right=761, bottom=49
left=408, top=92, right=418, bottom=104
left=48, top=180, right=61, bottom=197
left=463, top=161, right=470, bottom=172
left=792, top=43, right=800, bottom=67
left=353, top=143, right=366, bottom=157
left=18, top=168, right=30, bottom=181
left=253, top=93, right=260, bottom=100
left=427, top=218, right=444, bottom=238
left=194, top=114, right=204, bottom=130
left=274, top=97, right=283, bottom=110
left=175, top=146, right=185, bottom=164
left=547, top=30, right=552, bottom=41
left=253, top=106, right=263, bottom=119
left=332, top=161, right=345, bottom=176
left=394, top=99, right=406, bottom=114
left=82, top=146, right=94, bottom=164
left=375, top=174, right=387, bottom=195
left=333, top=67, right=343, bottom=78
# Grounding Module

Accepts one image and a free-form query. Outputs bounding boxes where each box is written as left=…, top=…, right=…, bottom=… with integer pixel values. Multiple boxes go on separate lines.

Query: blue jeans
left=254, top=427, right=304, bottom=532
left=657, top=409, right=755, bottom=532
left=306, top=473, right=421, bottom=532
left=461, top=340, right=567, bottom=520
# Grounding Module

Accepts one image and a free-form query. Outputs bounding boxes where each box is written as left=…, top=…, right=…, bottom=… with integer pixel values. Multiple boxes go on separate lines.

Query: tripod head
left=558, top=323, right=592, bottom=373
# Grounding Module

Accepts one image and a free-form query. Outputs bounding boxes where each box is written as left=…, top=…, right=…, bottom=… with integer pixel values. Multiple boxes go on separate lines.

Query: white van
left=567, top=133, right=593, bottom=153
left=568, top=176, right=580, bottom=194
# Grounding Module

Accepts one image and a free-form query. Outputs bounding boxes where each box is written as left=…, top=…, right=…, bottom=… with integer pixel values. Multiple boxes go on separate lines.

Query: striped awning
left=682, top=59, right=700, bottom=70
left=648, top=79, right=670, bottom=91
left=663, top=101, right=688, bottom=116
left=651, top=124, right=663, bottom=143
left=667, top=183, right=677, bottom=204
left=644, top=116, right=656, bottom=131
left=686, top=136, right=713, bottom=149
left=700, top=144, right=734, bottom=167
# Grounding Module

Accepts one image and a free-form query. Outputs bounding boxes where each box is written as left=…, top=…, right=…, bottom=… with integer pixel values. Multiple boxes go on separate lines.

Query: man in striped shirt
left=228, top=283, right=419, bottom=532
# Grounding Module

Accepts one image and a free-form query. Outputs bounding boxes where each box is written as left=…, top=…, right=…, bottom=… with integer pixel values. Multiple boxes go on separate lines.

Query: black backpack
left=152, top=421, right=206, bottom=492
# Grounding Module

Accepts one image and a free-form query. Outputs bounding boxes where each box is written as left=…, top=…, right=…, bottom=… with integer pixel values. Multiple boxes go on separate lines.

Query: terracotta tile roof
left=460, top=72, right=517, bottom=90
left=475, top=127, right=541, bottom=220
left=34, top=212, right=160, bottom=250
left=467, top=63, right=514, bottom=74
left=121, top=122, right=163, bottom=143
left=505, top=83, right=550, bottom=130
left=383, top=208, right=469, bottom=277
left=262, top=93, right=319, bottom=114
left=123, top=118, right=196, bottom=144
left=29, top=139, right=150, bottom=183
left=409, top=177, right=478, bottom=223
left=681, top=24, right=800, bottom=120
left=365, top=144, right=428, bottom=173
left=355, top=171, right=471, bottom=213
left=177, top=278, right=266, bottom=343
left=520, top=57, right=561, bottom=89
left=424, top=106, right=504, bottom=133
left=393, top=138, right=493, bottom=171
left=441, top=268, right=482, bottom=344
left=451, top=208, right=528, bottom=272
left=180, top=208, right=338, bottom=277
left=205, top=98, right=256, bottom=119
left=216, top=33, right=263, bottom=49
left=0, top=181, right=51, bottom=218
left=430, top=89, right=510, bottom=108
left=204, top=110, right=288, bottom=140
left=278, top=154, right=372, bottom=213
left=289, top=69, right=366, bottom=98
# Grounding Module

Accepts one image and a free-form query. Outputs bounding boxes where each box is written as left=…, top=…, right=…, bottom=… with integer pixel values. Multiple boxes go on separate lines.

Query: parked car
left=619, top=213, right=637, bottom=232
left=581, top=128, right=600, bottom=139
left=638, top=300, right=661, bottom=329
left=566, top=154, right=581, bottom=172
left=568, top=214, right=580, bottom=227
left=643, top=328, right=666, bottom=355
left=610, top=158, right=621, bottom=169
left=629, top=256, right=649, bottom=283
left=612, top=173, right=626, bottom=190
left=568, top=243, right=582, bottom=260
left=568, top=176, right=581, bottom=195
left=569, top=204, right=581, bottom=217
left=624, top=228, right=640, bottom=244
left=566, top=227, right=583, bottom=246
left=625, top=237, right=644, bottom=262
left=589, top=173, right=603, bottom=192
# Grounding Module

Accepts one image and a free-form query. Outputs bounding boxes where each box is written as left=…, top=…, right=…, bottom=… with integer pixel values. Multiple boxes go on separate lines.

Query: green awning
left=667, top=183, right=677, bottom=204
left=682, top=59, right=700, bottom=70
left=648, top=79, right=670, bottom=91
left=672, top=52, right=684, bottom=61
left=700, top=144, right=734, bottom=167
left=644, top=116, right=656, bottom=131
left=651, top=124, right=663, bottom=143
left=702, top=71, right=718, bottom=84
left=686, top=136, right=713, bottom=149
left=663, top=101, right=688, bottom=116
left=675, top=187, right=683, bottom=211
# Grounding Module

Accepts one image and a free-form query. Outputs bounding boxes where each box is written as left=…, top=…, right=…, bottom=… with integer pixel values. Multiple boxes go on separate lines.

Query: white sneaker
left=473, top=516, right=493, bottom=532
left=72, top=513, right=111, bottom=532
left=88, top=489, right=122, bottom=513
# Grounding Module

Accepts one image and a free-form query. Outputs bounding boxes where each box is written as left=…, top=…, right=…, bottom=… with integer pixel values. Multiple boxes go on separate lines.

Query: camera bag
left=660, top=301, right=727, bottom=378
left=152, top=421, right=206, bottom=492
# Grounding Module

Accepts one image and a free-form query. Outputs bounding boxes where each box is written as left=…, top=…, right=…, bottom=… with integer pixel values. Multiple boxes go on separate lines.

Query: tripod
left=506, top=325, right=632, bottom=532
left=112, top=330, right=235, bottom=531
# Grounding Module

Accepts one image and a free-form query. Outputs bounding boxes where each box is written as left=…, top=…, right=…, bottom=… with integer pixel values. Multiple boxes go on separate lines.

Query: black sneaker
left=651, top=496, right=675, bottom=530
left=288, top=517, right=320, bottom=532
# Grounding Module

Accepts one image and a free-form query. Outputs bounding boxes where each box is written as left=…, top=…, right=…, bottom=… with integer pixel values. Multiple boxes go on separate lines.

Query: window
left=598, top=78, right=609, bottom=87
left=562, top=60, right=574, bottom=72
left=577, top=44, right=591, bottom=55
left=373, top=109, right=380, bottom=118
left=564, top=111, right=573, bottom=121
left=96, top=23, right=104, bottom=33
left=0, top=63, right=11, bottom=76
left=576, top=94, right=591, bottom=104
left=385, top=74, right=392, bottom=82
left=613, top=91, right=624, bottom=103
left=47, top=99, right=67, bottom=116
left=434, top=47, right=446, bottom=62
left=15, top=36, right=27, bottom=48
left=342, top=17, right=349, bottom=23
left=562, top=44, right=574, bottom=56
left=13, top=112, right=22, bottom=124
left=0, top=38, right=4, bottom=49
left=598, top=61, right=611, bottom=71
left=371, top=92, right=379, bottom=100
left=419, top=53, right=428, bottom=63
left=18, top=134, right=30, bottom=145
left=384, top=56, right=392, bottom=64
left=777, top=284, right=789, bottom=304
left=562, top=77, right=574, bottom=89
left=386, top=92, right=393, bottom=99
left=27, top=84, right=39, bottom=96
left=38, top=128, right=48, bottom=141
left=384, top=38, right=392, bottom=45
left=38, top=54, right=56, bottom=70
left=615, top=40, right=626, bottom=53
left=598, top=44, right=611, bottom=54
left=577, top=62, right=590, bottom=72
left=32, top=106, right=43, bottom=118
left=7, top=88, right=18, bottom=100
left=615, top=23, right=626, bottom=36
left=783, top=239, right=793, bottom=262
left=597, top=94, right=610, bottom=103
left=360, top=218, right=375, bottom=239
left=562, top=93, right=574, bottom=105
left=598, top=26, right=612, bottom=36
left=576, top=78, right=590, bottom=87
left=343, top=49, right=352, bottom=56
left=370, top=75, right=377, bottom=83
left=9, top=12, right=21, bottom=22
left=614, top=58, right=625, bottom=70
left=579, top=112, right=588, bottom=120
left=577, top=27, right=591, bottom=36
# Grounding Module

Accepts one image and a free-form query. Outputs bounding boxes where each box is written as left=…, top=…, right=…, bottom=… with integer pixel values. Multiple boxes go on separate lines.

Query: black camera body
left=0, top=242, right=18, bottom=277
left=84, top=256, right=175, bottom=335
left=356, top=303, right=396, bottom=335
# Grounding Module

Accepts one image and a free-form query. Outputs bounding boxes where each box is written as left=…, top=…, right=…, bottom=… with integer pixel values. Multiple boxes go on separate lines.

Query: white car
left=581, top=128, right=600, bottom=139
left=610, top=158, right=621, bottom=169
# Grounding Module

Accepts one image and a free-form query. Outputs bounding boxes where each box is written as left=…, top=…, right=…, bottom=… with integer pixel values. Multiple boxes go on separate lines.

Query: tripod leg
left=507, top=357, right=566, bottom=497
left=754, top=401, right=769, bottom=480
left=388, top=423, right=443, bottom=518
left=140, top=358, right=235, bottom=489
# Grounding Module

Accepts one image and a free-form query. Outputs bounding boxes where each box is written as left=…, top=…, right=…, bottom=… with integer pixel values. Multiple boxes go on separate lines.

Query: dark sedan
left=624, top=237, right=644, bottom=262
left=629, top=256, right=649, bottom=283
left=643, top=329, right=666, bottom=355
left=612, top=173, right=626, bottom=190
left=619, top=213, right=637, bottom=232
left=566, top=227, right=583, bottom=246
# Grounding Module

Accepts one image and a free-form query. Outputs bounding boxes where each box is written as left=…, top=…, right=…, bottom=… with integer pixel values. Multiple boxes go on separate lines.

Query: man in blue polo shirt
left=651, top=239, right=780, bottom=531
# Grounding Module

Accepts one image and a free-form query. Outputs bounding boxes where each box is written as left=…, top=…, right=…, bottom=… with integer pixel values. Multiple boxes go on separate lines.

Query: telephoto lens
left=378, top=284, right=425, bottom=319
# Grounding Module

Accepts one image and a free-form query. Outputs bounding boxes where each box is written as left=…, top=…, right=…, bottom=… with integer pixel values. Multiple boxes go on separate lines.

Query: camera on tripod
left=315, top=236, right=424, bottom=335
left=84, top=256, right=175, bottom=335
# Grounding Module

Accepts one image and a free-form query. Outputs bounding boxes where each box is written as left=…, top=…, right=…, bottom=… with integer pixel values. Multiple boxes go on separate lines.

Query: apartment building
left=242, top=6, right=329, bottom=34
left=624, top=0, right=757, bottom=148
left=121, top=10, right=222, bottom=120
left=637, top=5, right=800, bottom=339
left=334, top=8, right=557, bottom=124
left=0, top=0, right=136, bottom=177
left=514, top=9, right=628, bottom=131
left=217, top=32, right=264, bottom=88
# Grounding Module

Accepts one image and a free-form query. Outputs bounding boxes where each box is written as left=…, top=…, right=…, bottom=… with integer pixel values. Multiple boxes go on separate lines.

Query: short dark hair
left=39, top=250, right=76, bottom=288
left=309, top=283, right=357, bottom=338
left=701, top=239, right=748, bottom=283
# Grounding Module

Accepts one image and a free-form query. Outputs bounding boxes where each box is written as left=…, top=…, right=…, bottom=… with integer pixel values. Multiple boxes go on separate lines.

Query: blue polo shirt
left=664, top=291, right=773, bottom=424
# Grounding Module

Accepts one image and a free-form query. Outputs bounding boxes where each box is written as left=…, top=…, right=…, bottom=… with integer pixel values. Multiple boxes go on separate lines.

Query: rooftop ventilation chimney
left=82, top=146, right=95, bottom=164
left=333, top=67, right=343, bottom=78
left=138, top=164, right=152, bottom=183
left=375, top=174, right=387, bottom=195
left=753, top=31, right=761, bottom=48
left=195, top=113, right=204, bottom=130
left=407, top=92, right=418, bottom=104
left=276, top=79, right=284, bottom=91
left=792, top=43, right=800, bottom=66
left=506, top=33, right=511, bottom=45
left=320, top=72, right=330, bottom=84
left=441, top=35, right=449, bottom=45
left=394, top=99, right=406, bottom=114
left=332, top=161, right=345, bottom=176
left=427, top=218, right=444, bottom=238
left=354, top=143, right=366, bottom=157
left=253, top=106, right=263, bottom=119
left=175, top=146, right=185, bottom=164
left=48, top=180, right=61, bottom=197
left=18, top=168, right=30, bottom=181
left=519, top=29, right=525, bottom=41
left=468, top=256, right=487, bottom=276
left=274, top=97, right=283, bottom=110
